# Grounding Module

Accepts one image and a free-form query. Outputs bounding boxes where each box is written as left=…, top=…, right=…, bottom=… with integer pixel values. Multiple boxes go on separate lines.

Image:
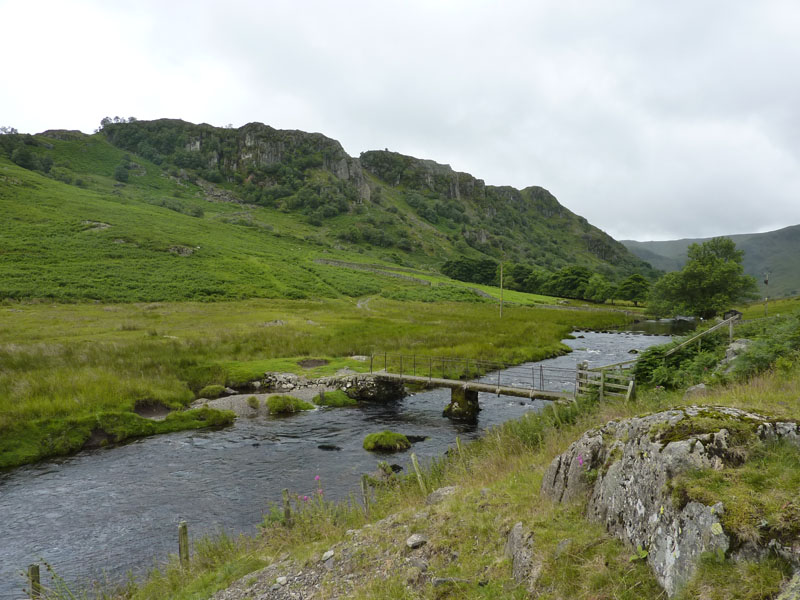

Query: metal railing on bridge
left=369, top=353, right=577, bottom=396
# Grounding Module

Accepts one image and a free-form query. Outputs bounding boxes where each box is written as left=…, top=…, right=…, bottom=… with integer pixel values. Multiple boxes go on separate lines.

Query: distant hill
left=0, top=119, right=656, bottom=303
left=622, top=225, right=800, bottom=298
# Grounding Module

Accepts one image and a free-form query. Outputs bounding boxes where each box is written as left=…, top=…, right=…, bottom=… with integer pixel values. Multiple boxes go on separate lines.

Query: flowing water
left=0, top=330, right=672, bottom=597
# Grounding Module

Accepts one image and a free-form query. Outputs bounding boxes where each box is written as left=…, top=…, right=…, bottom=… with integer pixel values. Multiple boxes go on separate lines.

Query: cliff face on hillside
left=361, top=149, right=643, bottom=270
left=104, top=119, right=371, bottom=201
left=99, top=119, right=656, bottom=278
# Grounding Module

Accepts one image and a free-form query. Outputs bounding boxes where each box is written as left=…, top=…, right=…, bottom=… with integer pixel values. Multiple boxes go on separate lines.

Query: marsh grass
left=265, top=395, right=314, bottom=415
left=0, top=298, right=628, bottom=467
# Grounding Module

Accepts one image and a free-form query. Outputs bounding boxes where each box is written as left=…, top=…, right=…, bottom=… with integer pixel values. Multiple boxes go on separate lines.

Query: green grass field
left=0, top=297, right=630, bottom=468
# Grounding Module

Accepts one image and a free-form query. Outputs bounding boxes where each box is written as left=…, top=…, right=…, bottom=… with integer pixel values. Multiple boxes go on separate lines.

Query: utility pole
left=500, top=262, right=504, bottom=318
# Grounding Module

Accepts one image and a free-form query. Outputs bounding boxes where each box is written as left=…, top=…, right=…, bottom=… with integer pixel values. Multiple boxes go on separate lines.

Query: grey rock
left=432, top=577, right=473, bottom=586
left=409, top=558, right=428, bottom=572
left=683, top=383, right=707, bottom=399
left=553, top=538, right=572, bottom=558
left=276, top=576, right=287, bottom=586
left=777, top=572, right=800, bottom=600
left=726, top=339, right=751, bottom=361
left=406, top=533, right=427, bottom=549
left=321, top=550, right=334, bottom=561
left=504, top=522, right=541, bottom=590
left=426, top=486, right=458, bottom=505
left=541, top=406, right=800, bottom=597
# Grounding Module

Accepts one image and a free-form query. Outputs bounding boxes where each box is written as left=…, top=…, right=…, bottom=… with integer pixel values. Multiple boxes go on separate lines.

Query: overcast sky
left=1, top=0, right=799, bottom=241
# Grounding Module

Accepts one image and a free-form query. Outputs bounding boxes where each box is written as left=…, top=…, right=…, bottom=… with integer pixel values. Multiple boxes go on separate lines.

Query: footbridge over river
left=360, top=353, right=632, bottom=421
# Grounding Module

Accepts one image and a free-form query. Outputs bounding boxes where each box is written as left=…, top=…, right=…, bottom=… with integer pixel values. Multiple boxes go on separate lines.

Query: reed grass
left=0, top=298, right=629, bottom=467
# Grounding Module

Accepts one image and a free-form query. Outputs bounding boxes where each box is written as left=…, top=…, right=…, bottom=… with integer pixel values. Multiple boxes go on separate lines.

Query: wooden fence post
left=360, top=474, right=370, bottom=516
left=599, top=370, right=605, bottom=401
left=178, top=521, right=189, bottom=567
left=28, top=564, right=41, bottom=599
left=282, top=488, right=293, bottom=526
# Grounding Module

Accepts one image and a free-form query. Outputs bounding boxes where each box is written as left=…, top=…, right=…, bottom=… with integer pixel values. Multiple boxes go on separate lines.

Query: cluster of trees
left=441, top=237, right=757, bottom=317
left=336, top=214, right=414, bottom=250
left=649, top=237, right=757, bottom=318
left=404, top=192, right=470, bottom=228
left=0, top=132, right=53, bottom=173
left=440, top=257, right=651, bottom=304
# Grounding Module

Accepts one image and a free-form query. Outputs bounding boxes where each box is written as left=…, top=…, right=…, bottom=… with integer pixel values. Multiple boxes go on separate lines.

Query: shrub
left=197, top=384, right=226, bottom=399
left=363, top=430, right=411, bottom=452
left=266, top=395, right=314, bottom=415
left=246, top=396, right=260, bottom=410
left=114, top=164, right=129, bottom=183
left=312, top=389, right=357, bottom=407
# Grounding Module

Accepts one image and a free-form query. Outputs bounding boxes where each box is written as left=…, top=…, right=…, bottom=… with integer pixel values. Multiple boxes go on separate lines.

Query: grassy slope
left=622, top=225, right=800, bottom=298
left=0, top=138, right=581, bottom=305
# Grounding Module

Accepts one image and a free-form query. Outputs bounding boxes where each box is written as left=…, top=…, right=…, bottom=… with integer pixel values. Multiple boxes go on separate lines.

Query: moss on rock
left=266, top=395, right=315, bottom=415
left=363, top=431, right=411, bottom=452
left=313, top=389, right=357, bottom=407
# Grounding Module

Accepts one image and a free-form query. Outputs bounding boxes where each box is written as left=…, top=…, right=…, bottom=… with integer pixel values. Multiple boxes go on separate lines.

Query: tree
left=113, top=164, right=129, bottom=183
left=617, top=274, right=650, bottom=306
left=543, top=266, right=592, bottom=299
left=584, top=274, right=613, bottom=303
left=649, top=237, right=757, bottom=319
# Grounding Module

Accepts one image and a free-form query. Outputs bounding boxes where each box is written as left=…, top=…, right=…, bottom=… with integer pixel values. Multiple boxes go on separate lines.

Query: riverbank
left=101, top=358, right=800, bottom=600
left=1, top=330, right=670, bottom=599
left=0, top=298, right=631, bottom=469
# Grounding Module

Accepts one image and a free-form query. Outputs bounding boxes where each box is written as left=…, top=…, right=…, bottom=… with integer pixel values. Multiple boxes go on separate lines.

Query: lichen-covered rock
left=541, top=406, right=800, bottom=596
left=504, top=522, right=541, bottom=592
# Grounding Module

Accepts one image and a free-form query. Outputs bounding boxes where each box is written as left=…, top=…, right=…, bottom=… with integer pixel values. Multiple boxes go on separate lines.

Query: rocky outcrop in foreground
left=541, top=406, right=800, bottom=596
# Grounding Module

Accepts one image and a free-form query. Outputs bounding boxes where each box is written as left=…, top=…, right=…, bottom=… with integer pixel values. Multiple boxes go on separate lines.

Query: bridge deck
left=373, top=372, right=570, bottom=401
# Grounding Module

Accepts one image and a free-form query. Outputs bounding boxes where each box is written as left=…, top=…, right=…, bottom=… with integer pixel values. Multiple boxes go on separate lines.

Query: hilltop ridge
left=0, top=119, right=657, bottom=303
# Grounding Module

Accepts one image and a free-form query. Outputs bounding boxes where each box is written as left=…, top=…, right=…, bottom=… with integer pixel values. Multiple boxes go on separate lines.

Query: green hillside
left=622, top=225, right=800, bottom=298
left=0, top=119, right=654, bottom=304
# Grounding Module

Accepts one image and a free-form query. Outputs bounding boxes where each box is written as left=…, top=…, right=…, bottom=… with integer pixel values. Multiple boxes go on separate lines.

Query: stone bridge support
left=443, top=386, right=480, bottom=422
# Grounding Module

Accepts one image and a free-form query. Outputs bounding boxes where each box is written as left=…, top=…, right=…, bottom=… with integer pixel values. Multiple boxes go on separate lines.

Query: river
left=0, top=329, right=672, bottom=597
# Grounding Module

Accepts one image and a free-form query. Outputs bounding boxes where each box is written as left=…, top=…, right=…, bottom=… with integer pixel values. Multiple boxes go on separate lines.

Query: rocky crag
left=541, top=406, right=800, bottom=596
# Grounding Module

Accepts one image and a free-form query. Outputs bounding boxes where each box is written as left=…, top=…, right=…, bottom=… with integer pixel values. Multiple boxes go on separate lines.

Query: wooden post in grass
left=282, top=488, right=293, bottom=527
left=178, top=521, right=189, bottom=567
left=410, top=453, right=427, bottom=496
left=599, top=370, right=606, bottom=401
left=28, top=564, right=41, bottom=598
left=360, top=474, right=370, bottom=516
